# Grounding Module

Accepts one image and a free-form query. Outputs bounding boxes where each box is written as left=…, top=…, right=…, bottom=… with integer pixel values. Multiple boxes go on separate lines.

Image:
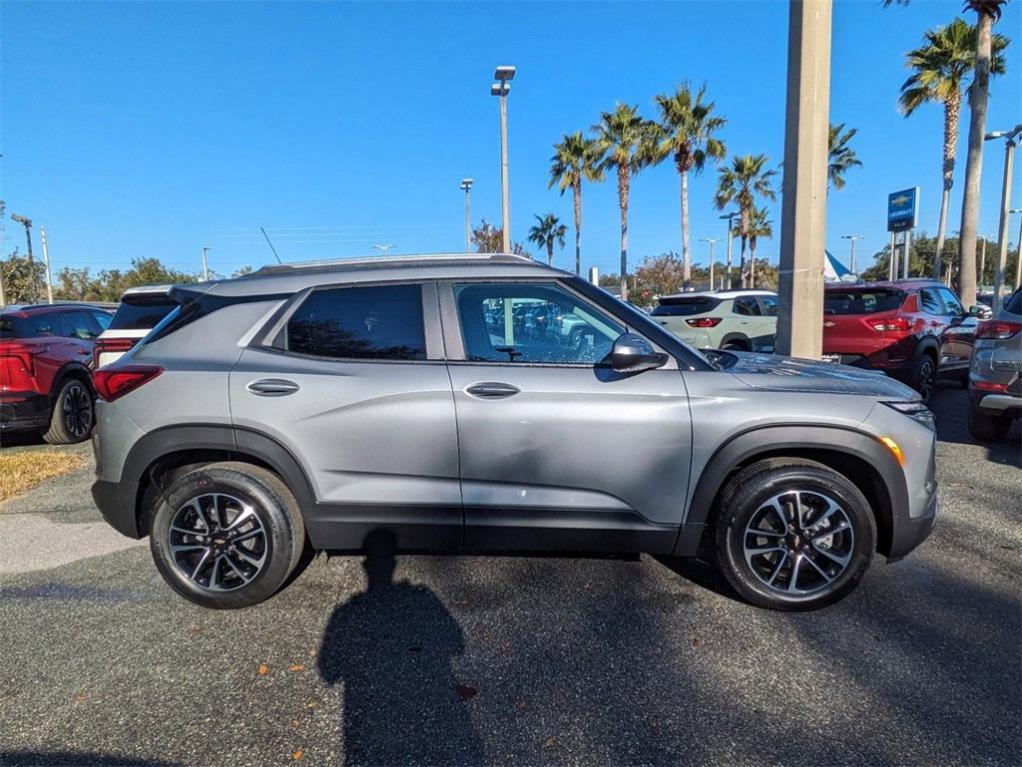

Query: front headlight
left=883, top=400, right=936, bottom=431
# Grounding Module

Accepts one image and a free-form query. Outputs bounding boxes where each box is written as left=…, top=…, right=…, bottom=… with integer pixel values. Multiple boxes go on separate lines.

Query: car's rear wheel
left=967, top=403, right=1012, bottom=442
left=910, top=353, right=936, bottom=402
left=713, top=460, right=875, bottom=611
left=43, top=378, right=94, bottom=445
left=149, top=462, right=305, bottom=609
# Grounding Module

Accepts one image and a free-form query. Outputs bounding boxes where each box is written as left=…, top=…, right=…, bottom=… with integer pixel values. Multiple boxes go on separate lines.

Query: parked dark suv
left=92, top=255, right=939, bottom=612
left=822, top=279, right=981, bottom=400
left=1, top=303, right=113, bottom=443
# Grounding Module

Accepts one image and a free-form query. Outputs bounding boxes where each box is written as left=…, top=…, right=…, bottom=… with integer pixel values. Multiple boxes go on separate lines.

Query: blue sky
left=1, top=0, right=1020, bottom=279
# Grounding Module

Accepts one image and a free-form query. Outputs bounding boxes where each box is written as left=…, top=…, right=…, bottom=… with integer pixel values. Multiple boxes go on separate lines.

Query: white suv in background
left=93, top=285, right=177, bottom=368
left=650, top=290, right=779, bottom=352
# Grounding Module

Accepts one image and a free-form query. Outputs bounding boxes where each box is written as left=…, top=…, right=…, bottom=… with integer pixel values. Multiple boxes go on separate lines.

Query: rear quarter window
left=0, top=315, right=25, bottom=338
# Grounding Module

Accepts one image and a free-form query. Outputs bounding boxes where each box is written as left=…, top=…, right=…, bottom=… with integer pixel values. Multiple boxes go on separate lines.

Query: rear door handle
left=247, top=378, right=300, bottom=396
left=466, top=382, right=520, bottom=399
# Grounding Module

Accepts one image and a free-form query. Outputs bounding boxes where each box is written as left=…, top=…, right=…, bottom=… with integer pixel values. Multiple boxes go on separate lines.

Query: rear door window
left=758, top=296, right=779, bottom=316
left=61, top=310, right=102, bottom=340
left=285, top=284, right=427, bottom=360
left=733, top=297, right=762, bottom=316
left=24, top=313, right=62, bottom=337
left=824, top=290, right=904, bottom=315
left=919, top=289, right=942, bottom=314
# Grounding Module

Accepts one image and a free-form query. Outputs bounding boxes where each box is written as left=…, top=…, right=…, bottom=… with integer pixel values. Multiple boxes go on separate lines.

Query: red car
left=822, top=279, right=980, bottom=401
left=0, top=303, right=113, bottom=443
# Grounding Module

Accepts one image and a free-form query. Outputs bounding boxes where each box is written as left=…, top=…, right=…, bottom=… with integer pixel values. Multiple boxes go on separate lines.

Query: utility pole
left=700, top=237, right=718, bottom=291
left=40, top=226, right=54, bottom=304
left=201, top=247, right=211, bottom=281
left=720, top=212, right=738, bottom=289
left=0, top=199, right=6, bottom=306
left=775, top=0, right=831, bottom=359
left=841, top=234, right=864, bottom=273
left=11, top=213, right=36, bottom=303
left=987, top=125, right=1020, bottom=311
left=491, top=66, right=515, bottom=253
left=1011, top=208, right=1022, bottom=289
left=460, top=178, right=474, bottom=253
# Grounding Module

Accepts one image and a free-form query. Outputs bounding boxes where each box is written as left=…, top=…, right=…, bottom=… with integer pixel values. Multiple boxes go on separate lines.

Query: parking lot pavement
left=0, top=385, right=1018, bottom=767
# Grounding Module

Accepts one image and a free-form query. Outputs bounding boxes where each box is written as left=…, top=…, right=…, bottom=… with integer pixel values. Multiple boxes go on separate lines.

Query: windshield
left=824, top=289, right=904, bottom=315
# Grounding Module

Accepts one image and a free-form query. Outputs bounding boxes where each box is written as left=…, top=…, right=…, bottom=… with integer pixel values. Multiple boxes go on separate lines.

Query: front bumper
left=0, top=391, right=50, bottom=432
left=887, top=491, right=938, bottom=561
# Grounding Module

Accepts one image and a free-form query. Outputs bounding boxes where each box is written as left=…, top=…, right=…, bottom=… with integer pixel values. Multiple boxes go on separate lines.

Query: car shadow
left=317, top=530, right=485, bottom=766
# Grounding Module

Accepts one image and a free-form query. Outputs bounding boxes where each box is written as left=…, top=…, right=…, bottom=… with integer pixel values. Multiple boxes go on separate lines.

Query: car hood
left=726, top=351, right=919, bottom=399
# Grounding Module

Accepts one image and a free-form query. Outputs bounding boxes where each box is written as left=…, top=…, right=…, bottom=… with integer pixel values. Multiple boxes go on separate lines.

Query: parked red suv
left=822, top=279, right=980, bottom=401
left=0, top=303, right=113, bottom=443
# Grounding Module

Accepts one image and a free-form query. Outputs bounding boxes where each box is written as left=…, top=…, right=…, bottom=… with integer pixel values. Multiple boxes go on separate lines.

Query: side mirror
left=606, top=333, right=668, bottom=374
left=969, top=304, right=992, bottom=320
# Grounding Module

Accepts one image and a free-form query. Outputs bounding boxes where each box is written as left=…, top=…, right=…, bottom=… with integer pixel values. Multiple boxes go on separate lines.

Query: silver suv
left=967, top=288, right=1021, bottom=441
left=91, top=255, right=938, bottom=611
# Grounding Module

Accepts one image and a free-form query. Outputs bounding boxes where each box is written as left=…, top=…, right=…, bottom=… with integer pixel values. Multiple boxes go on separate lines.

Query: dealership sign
left=887, top=187, right=919, bottom=232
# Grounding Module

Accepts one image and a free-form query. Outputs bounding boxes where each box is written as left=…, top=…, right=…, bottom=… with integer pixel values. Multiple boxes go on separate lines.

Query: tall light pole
left=40, top=226, right=54, bottom=304
left=460, top=178, right=474, bottom=252
left=720, top=212, right=738, bottom=289
left=986, top=124, right=1021, bottom=311
left=491, top=65, right=515, bottom=253
left=1011, top=208, right=1021, bottom=289
left=201, top=246, right=211, bottom=281
left=10, top=213, right=36, bottom=302
left=841, top=234, right=864, bottom=274
left=700, top=237, right=718, bottom=291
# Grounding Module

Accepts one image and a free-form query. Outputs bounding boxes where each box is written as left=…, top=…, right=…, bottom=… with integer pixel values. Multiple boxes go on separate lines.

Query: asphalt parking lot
left=0, top=385, right=1019, bottom=767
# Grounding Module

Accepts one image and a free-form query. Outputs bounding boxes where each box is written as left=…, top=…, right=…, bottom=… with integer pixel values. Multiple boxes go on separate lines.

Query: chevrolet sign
left=888, top=187, right=919, bottom=232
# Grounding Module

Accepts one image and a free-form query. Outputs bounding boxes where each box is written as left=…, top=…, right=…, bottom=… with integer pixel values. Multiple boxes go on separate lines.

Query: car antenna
left=260, top=227, right=284, bottom=264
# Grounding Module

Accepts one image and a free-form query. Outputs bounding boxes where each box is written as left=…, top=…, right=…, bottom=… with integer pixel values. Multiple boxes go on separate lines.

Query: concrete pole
left=775, top=0, right=832, bottom=359
left=1014, top=210, right=1022, bottom=289
left=992, top=138, right=1015, bottom=311
left=708, top=240, right=715, bottom=291
left=903, top=230, right=912, bottom=280
left=40, top=226, right=54, bottom=304
left=723, top=215, right=735, bottom=289
left=979, top=236, right=987, bottom=285
left=464, top=186, right=472, bottom=253
left=499, top=91, right=511, bottom=253
left=201, top=247, right=210, bottom=281
left=889, top=232, right=896, bottom=281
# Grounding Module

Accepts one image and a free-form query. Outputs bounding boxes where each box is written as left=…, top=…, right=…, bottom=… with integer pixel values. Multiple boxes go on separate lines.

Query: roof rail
left=252, top=252, right=537, bottom=276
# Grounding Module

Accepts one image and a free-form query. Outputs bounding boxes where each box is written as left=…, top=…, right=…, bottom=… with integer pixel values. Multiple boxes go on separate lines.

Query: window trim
left=437, top=277, right=677, bottom=370
left=252, top=279, right=444, bottom=363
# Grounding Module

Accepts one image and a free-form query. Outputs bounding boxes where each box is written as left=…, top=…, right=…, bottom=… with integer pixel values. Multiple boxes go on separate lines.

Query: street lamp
left=699, top=237, right=718, bottom=291
left=841, top=234, right=864, bottom=274
left=985, top=123, right=1022, bottom=311
left=1010, top=208, right=1022, bottom=289
left=719, top=212, right=738, bottom=289
left=460, top=179, right=474, bottom=253
left=491, top=65, right=515, bottom=254
left=10, top=213, right=36, bottom=302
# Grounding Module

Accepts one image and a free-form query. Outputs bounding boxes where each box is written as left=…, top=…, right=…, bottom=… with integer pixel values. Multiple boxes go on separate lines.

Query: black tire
left=968, top=403, right=1011, bottom=442
left=42, top=377, right=94, bottom=445
left=721, top=339, right=750, bottom=352
left=910, top=352, right=937, bottom=402
left=149, top=462, right=306, bottom=609
left=713, top=459, right=876, bottom=611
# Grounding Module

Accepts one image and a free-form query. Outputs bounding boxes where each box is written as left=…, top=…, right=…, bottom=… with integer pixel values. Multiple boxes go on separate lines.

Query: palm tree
left=958, top=0, right=1008, bottom=304
left=715, top=154, right=777, bottom=289
left=527, top=213, right=568, bottom=266
left=651, top=83, right=727, bottom=289
left=745, top=206, right=773, bottom=289
left=548, top=132, right=605, bottom=275
left=900, top=18, right=1008, bottom=280
left=828, top=123, right=862, bottom=191
left=593, top=103, right=658, bottom=300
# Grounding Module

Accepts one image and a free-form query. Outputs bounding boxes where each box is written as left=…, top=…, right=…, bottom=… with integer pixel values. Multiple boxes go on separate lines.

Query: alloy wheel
left=61, top=382, right=93, bottom=439
left=167, top=493, right=268, bottom=591
left=918, top=359, right=935, bottom=401
left=742, top=489, right=855, bottom=596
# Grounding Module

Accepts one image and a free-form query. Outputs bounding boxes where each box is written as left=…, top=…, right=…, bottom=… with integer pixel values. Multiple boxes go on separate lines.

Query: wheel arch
left=51, top=362, right=94, bottom=398
left=718, top=332, right=751, bottom=351
left=674, top=425, right=906, bottom=559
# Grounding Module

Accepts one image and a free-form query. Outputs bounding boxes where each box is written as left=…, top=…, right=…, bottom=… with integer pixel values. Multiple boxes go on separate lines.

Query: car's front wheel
left=149, top=462, right=306, bottom=609
left=713, top=459, right=876, bottom=611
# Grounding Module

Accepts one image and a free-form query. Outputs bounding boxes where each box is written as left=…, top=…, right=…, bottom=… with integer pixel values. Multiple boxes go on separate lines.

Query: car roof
left=659, top=289, right=776, bottom=301
left=184, top=253, right=567, bottom=298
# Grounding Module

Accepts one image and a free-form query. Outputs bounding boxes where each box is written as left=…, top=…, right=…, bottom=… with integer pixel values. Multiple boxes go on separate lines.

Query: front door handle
left=466, top=382, right=520, bottom=399
left=247, top=378, right=300, bottom=396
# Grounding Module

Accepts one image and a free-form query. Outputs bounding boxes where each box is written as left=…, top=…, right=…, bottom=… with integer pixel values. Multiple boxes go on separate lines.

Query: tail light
left=0, top=343, right=40, bottom=377
left=976, top=320, right=1022, bottom=340
left=685, top=317, right=723, bottom=328
left=93, top=337, right=137, bottom=368
left=868, top=317, right=911, bottom=332
left=93, top=365, right=163, bottom=402
left=973, top=380, right=1009, bottom=392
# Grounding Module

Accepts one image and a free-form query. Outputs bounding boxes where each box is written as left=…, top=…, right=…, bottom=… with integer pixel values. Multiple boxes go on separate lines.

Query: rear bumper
left=969, top=388, right=1022, bottom=418
left=91, top=478, right=142, bottom=538
left=0, top=391, right=50, bottom=432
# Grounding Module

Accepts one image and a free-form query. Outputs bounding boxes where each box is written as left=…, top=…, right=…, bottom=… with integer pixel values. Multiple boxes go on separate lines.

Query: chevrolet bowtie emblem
left=892, top=194, right=910, bottom=206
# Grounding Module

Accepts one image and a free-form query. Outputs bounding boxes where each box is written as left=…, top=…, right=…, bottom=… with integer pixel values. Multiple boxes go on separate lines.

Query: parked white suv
left=651, top=290, right=778, bottom=352
left=93, top=285, right=177, bottom=368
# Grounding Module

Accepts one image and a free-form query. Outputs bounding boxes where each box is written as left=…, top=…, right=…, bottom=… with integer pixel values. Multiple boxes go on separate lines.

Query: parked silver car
left=967, top=288, right=1021, bottom=441
left=651, top=290, right=778, bottom=351
left=92, top=254, right=937, bottom=611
